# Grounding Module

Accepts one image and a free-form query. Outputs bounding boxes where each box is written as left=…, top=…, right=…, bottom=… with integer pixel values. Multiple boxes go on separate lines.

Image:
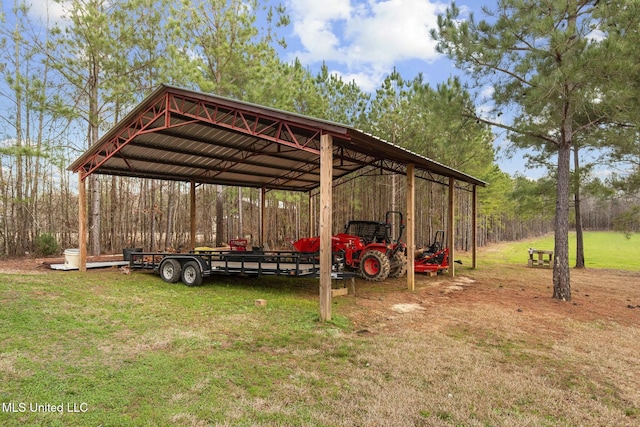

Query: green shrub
left=35, top=233, right=59, bottom=256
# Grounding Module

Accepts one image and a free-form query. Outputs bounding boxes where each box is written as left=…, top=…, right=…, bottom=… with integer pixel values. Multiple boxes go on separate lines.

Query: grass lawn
left=1, top=272, right=357, bottom=426
left=1, top=232, right=639, bottom=426
left=460, top=231, right=640, bottom=271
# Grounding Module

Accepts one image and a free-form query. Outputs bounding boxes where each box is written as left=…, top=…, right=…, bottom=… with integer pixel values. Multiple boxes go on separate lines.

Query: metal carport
left=69, top=84, right=486, bottom=321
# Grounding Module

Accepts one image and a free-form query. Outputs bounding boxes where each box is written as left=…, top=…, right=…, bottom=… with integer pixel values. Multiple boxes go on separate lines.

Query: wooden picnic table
left=528, top=248, right=553, bottom=268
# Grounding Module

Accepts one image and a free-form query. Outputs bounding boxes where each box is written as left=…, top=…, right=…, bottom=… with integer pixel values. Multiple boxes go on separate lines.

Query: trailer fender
left=158, top=255, right=207, bottom=270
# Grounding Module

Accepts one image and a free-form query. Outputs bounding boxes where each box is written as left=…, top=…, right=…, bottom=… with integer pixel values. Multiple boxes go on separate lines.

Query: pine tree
left=433, top=0, right=614, bottom=301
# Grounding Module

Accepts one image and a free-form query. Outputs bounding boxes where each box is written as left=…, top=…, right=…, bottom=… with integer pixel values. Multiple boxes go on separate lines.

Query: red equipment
left=292, top=211, right=407, bottom=281
left=229, top=239, right=248, bottom=251
left=414, top=230, right=450, bottom=274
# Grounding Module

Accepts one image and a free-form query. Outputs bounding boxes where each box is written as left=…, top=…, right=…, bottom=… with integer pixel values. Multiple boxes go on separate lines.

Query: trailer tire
left=181, top=261, right=203, bottom=286
left=388, top=252, right=407, bottom=278
left=358, top=250, right=390, bottom=281
left=159, top=259, right=182, bottom=283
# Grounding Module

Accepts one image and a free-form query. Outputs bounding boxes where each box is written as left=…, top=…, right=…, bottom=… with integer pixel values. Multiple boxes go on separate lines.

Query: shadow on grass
left=199, top=274, right=320, bottom=296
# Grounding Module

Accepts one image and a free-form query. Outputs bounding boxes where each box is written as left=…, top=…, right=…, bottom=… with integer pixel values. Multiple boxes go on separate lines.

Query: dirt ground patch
left=0, top=254, right=125, bottom=274
left=340, top=264, right=640, bottom=335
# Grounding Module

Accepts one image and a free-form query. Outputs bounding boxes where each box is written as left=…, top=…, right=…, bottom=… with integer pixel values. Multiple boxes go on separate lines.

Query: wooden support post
left=260, top=187, right=266, bottom=247
left=472, top=185, right=478, bottom=269
left=238, top=187, right=243, bottom=238
left=319, top=134, right=333, bottom=322
left=78, top=173, right=87, bottom=272
left=448, top=177, right=456, bottom=277
left=406, top=164, right=415, bottom=291
left=190, top=180, right=196, bottom=250
left=308, top=192, right=313, bottom=237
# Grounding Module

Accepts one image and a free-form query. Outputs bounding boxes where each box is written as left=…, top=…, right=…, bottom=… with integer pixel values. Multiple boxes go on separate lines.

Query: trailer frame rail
left=129, top=249, right=329, bottom=278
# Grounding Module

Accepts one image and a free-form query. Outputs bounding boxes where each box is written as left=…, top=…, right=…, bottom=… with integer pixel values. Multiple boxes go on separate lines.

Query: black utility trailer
left=129, top=248, right=343, bottom=286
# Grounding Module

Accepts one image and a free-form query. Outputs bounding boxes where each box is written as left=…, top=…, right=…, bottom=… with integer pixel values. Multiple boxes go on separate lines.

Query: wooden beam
left=261, top=187, right=266, bottom=247
left=78, top=173, right=87, bottom=272
left=448, top=177, right=455, bottom=277
left=472, top=185, right=478, bottom=269
left=190, top=180, right=196, bottom=250
left=406, top=164, right=415, bottom=291
left=238, top=187, right=243, bottom=238
left=308, top=191, right=313, bottom=237
left=319, top=134, right=333, bottom=322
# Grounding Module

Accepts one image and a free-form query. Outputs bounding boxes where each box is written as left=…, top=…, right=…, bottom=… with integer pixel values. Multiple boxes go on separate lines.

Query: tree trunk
left=0, top=150, right=7, bottom=254
left=573, top=144, right=585, bottom=268
left=14, top=12, right=26, bottom=255
left=89, top=62, right=101, bottom=255
left=553, top=142, right=572, bottom=301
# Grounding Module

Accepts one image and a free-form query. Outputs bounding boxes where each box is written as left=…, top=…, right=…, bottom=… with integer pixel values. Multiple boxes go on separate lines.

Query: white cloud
left=333, top=69, right=384, bottom=92
left=480, top=85, right=494, bottom=100
left=288, top=0, right=352, bottom=62
left=595, top=168, right=614, bottom=178
left=586, top=28, right=605, bottom=43
left=346, top=0, right=444, bottom=63
left=25, top=0, right=67, bottom=26
left=285, top=0, right=447, bottom=90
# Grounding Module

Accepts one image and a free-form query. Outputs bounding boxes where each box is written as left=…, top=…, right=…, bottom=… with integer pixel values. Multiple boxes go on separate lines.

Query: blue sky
left=24, top=0, right=467, bottom=91
left=276, top=0, right=540, bottom=177
left=276, top=0, right=622, bottom=182
left=280, top=0, right=459, bottom=92
left=22, top=0, right=537, bottom=177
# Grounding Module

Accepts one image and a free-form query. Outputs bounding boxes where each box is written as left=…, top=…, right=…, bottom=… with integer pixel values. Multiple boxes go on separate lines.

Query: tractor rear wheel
left=358, top=250, right=390, bottom=281
left=388, top=251, right=407, bottom=278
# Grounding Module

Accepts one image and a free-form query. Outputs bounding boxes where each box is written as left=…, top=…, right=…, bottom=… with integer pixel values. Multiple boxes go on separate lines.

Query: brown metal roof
left=69, top=84, right=486, bottom=190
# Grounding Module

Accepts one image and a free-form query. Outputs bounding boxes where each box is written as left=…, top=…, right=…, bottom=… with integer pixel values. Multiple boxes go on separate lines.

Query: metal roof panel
left=69, top=84, right=486, bottom=189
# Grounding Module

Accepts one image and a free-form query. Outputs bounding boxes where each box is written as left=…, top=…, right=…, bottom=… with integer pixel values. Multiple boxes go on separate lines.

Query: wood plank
left=190, top=180, right=196, bottom=250
left=261, top=187, right=266, bottom=247
left=78, top=173, right=87, bottom=272
left=51, top=261, right=129, bottom=271
left=308, top=192, right=314, bottom=238
left=319, top=134, right=333, bottom=322
left=472, top=185, right=478, bottom=269
left=406, top=163, right=415, bottom=291
left=331, top=288, right=348, bottom=297
left=448, top=177, right=455, bottom=277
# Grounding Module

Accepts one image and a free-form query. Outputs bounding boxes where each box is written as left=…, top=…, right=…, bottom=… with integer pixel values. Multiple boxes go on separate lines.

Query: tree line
left=1, top=0, right=639, bottom=298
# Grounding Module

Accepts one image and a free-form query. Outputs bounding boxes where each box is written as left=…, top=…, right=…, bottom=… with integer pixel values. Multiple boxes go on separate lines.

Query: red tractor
left=292, top=211, right=407, bottom=281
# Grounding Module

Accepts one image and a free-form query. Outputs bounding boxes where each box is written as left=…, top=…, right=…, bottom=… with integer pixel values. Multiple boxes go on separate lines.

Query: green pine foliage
left=0, top=0, right=638, bottom=257
left=431, top=0, right=640, bottom=300
left=35, top=233, right=59, bottom=256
